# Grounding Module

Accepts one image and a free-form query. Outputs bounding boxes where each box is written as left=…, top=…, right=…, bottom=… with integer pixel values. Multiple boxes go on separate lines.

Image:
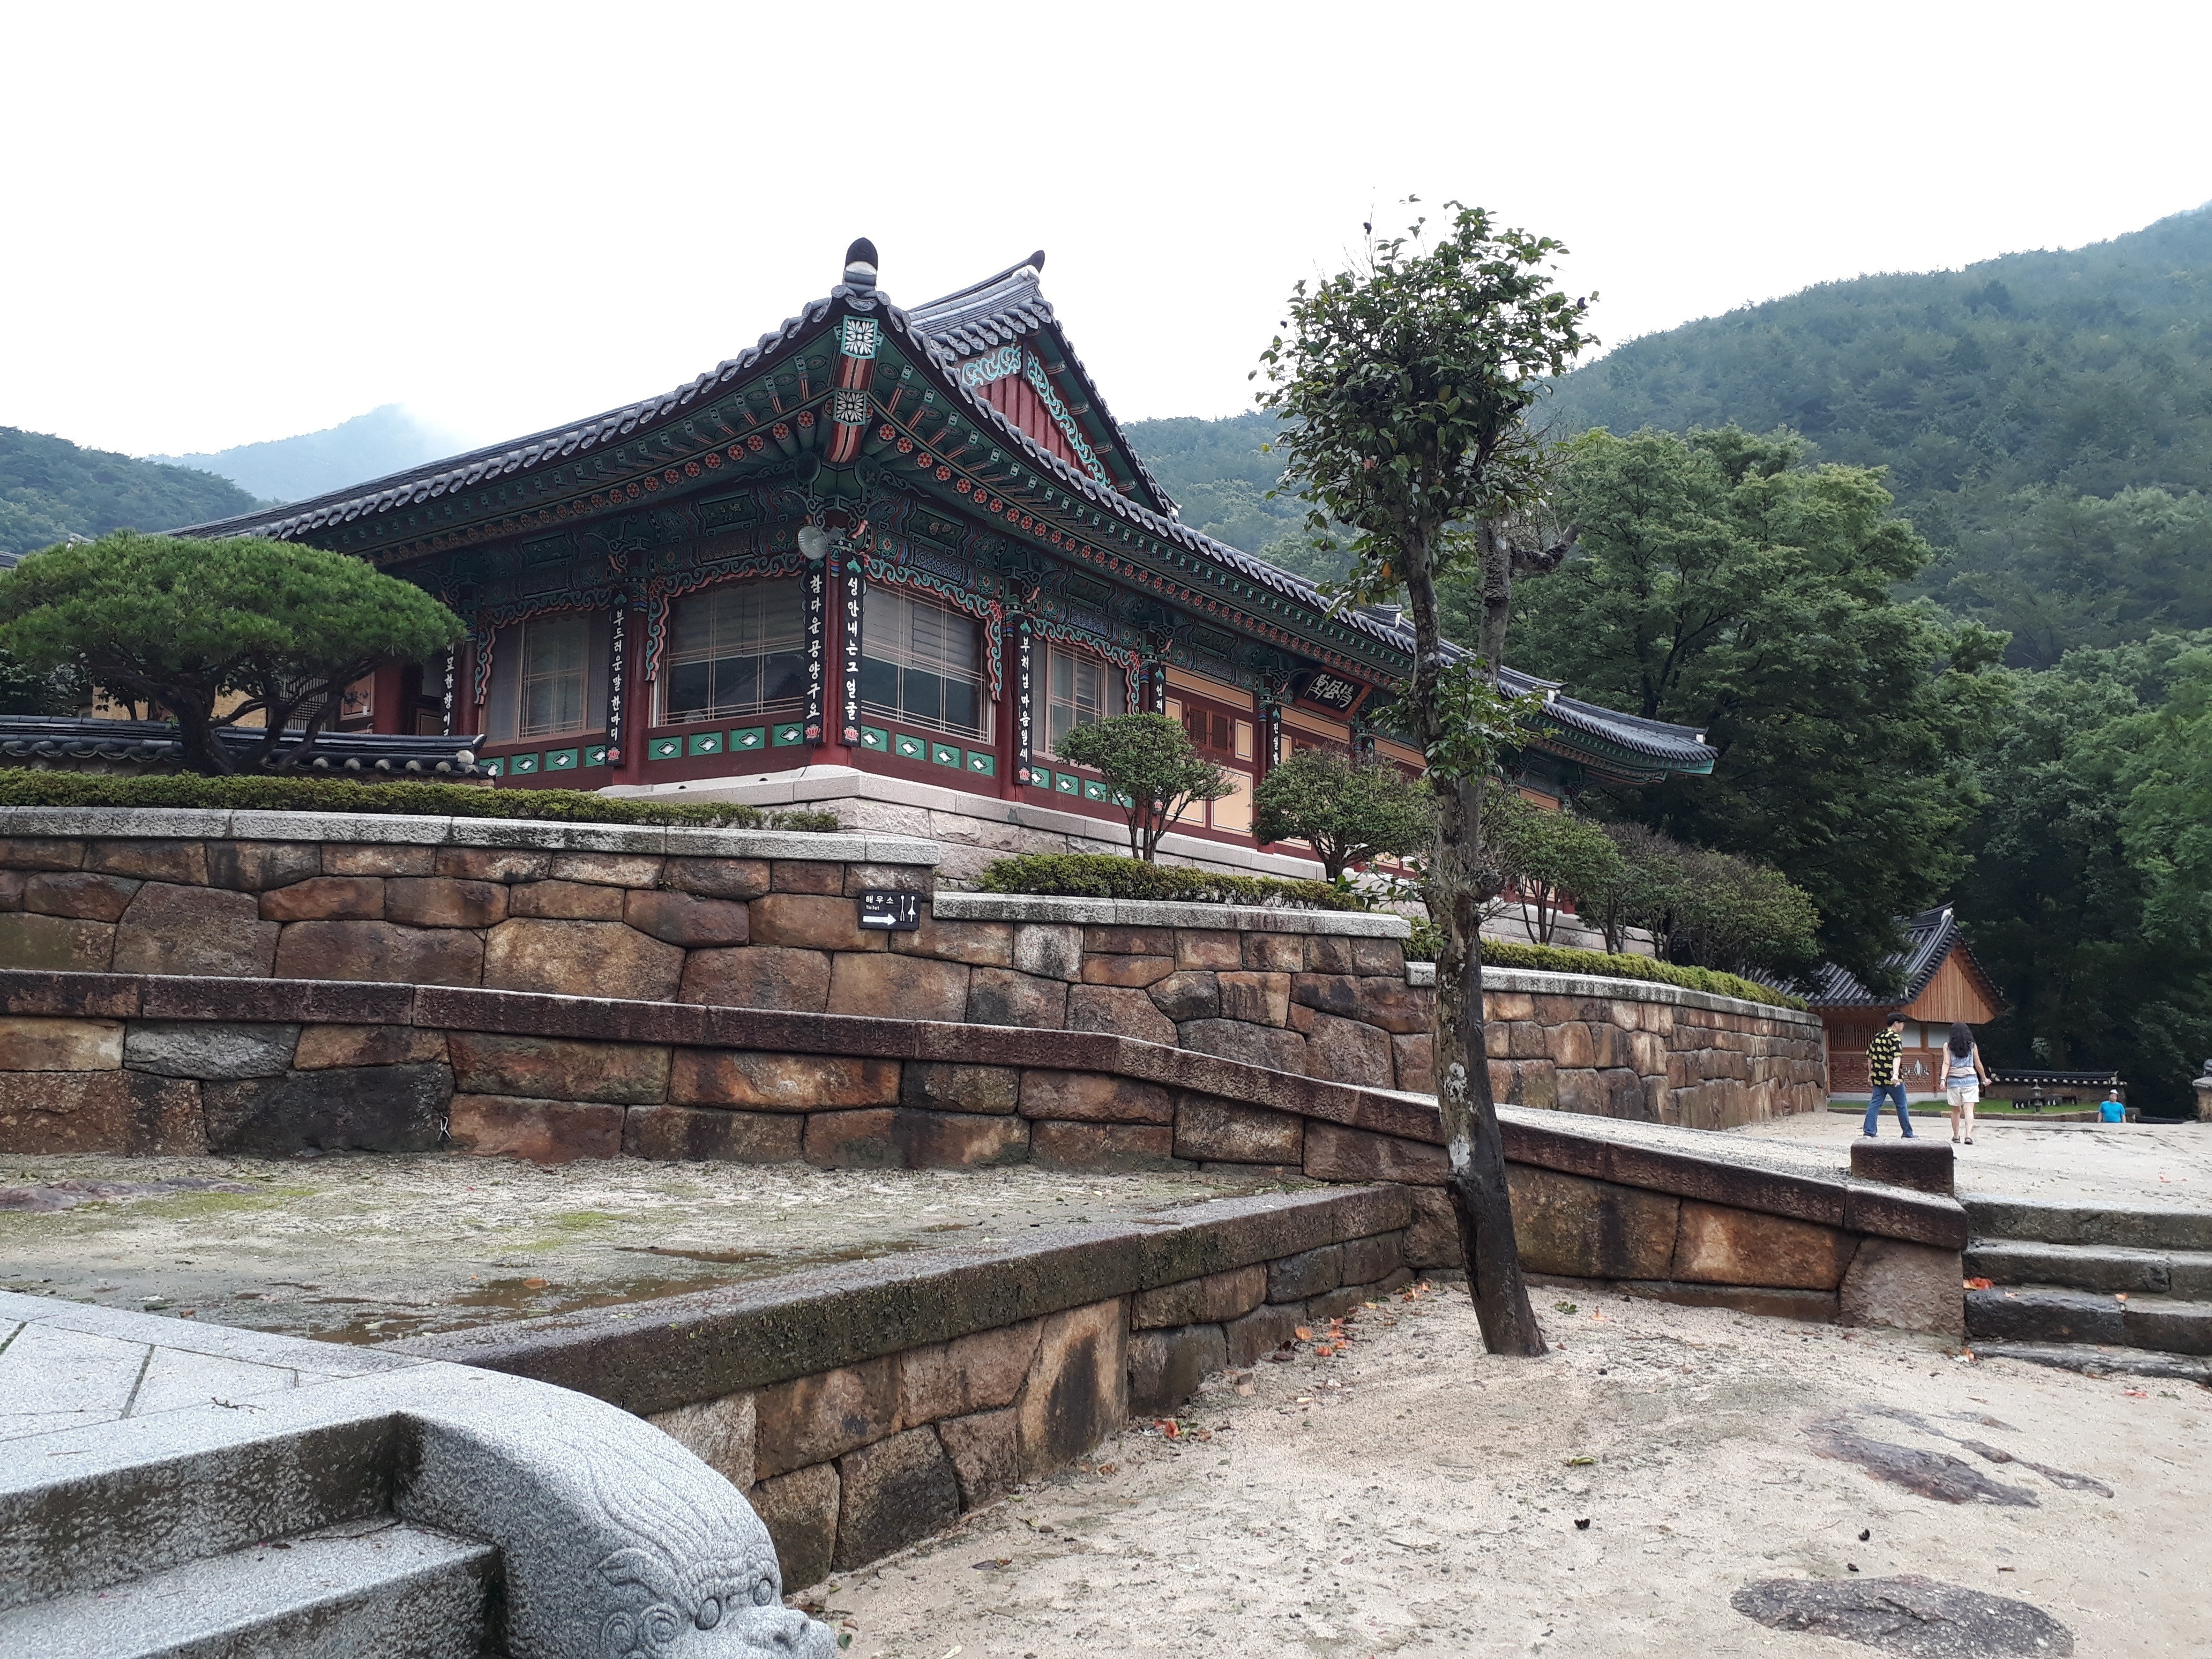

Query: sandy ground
left=0, top=1155, right=1282, bottom=1342
left=1733, top=1111, right=2212, bottom=1213
left=818, top=1286, right=2208, bottom=1658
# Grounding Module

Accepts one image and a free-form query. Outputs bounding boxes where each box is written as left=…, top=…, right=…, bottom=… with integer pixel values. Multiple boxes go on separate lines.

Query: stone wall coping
left=1407, top=959, right=1817, bottom=1027
left=0, top=968, right=1939, bottom=1249
left=0, top=805, right=936, bottom=865
left=933, top=891, right=1411, bottom=937
left=387, top=1185, right=1412, bottom=1413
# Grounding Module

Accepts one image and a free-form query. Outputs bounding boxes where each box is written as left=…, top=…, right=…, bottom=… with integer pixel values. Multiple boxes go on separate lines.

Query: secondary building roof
left=1803, top=905, right=2007, bottom=1014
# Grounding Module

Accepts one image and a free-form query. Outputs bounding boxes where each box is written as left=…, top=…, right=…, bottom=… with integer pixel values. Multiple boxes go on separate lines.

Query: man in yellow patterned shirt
left=1861, top=1012, right=1914, bottom=1137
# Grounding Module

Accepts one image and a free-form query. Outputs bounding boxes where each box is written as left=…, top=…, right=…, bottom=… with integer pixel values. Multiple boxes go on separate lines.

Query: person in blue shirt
left=2099, top=1090, right=2127, bottom=1124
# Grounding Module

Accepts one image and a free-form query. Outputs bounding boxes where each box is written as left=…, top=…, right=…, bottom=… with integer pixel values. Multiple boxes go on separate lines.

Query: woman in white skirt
left=1944, top=1021, right=1990, bottom=1144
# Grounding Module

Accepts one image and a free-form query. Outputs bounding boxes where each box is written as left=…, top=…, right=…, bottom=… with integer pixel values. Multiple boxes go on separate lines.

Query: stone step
left=1963, top=1197, right=2212, bottom=1253
left=1966, top=1238, right=2212, bottom=1297
left=1966, top=1286, right=2212, bottom=1357
left=0, top=1517, right=497, bottom=1659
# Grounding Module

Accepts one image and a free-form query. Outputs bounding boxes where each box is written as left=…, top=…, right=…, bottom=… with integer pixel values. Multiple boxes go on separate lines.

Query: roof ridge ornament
left=843, top=237, right=879, bottom=290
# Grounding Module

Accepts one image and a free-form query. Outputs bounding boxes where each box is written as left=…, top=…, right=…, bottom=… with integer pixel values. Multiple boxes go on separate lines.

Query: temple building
left=173, top=242, right=1716, bottom=880
left=1805, top=905, right=2007, bottom=1096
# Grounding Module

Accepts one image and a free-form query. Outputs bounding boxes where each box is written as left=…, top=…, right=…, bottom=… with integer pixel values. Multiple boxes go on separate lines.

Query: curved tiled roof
left=166, top=251, right=1714, bottom=778
left=1803, top=905, right=2005, bottom=1011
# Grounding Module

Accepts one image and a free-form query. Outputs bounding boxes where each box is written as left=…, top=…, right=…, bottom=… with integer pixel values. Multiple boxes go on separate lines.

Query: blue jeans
left=1864, top=1082, right=1912, bottom=1136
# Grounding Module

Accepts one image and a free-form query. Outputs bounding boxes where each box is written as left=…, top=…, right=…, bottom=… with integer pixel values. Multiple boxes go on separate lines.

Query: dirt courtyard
left=818, top=1284, right=2206, bottom=1658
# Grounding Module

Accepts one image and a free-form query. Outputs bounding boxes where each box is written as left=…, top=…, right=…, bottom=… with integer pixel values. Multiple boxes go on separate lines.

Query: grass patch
left=0, top=769, right=841, bottom=831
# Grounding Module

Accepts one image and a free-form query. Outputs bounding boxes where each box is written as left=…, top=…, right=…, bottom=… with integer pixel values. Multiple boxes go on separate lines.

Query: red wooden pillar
left=614, top=600, right=650, bottom=787
left=368, top=664, right=407, bottom=734
left=814, top=558, right=852, bottom=771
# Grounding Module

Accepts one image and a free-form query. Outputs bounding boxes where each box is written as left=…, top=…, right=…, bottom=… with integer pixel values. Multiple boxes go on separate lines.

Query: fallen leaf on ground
left=1565, top=1455, right=1596, bottom=1467
left=1964, top=1277, right=1993, bottom=1289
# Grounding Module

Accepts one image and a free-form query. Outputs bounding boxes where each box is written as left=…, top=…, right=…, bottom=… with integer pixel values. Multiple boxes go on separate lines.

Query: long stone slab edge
left=934, top=889, right=1411, bottom=937
left=0, top=804, right=936, bottom=865
left=1409, top=958, right=1814, bottom=1024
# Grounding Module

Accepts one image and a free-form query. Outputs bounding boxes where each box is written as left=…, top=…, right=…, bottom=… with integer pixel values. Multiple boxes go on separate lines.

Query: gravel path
left=817, top=1284, right=2206, bottom=1657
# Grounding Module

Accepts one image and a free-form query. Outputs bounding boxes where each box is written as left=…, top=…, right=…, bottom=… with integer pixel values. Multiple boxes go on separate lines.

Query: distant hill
left=1549, top=205, right=2212, bottom=665
left=149, top=405, right=464, bottom=507
left=0, top=428, right=259, bottom=562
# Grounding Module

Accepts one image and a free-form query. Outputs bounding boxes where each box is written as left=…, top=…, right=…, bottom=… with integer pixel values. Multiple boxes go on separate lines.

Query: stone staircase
left=1963, top=1197, right=2212, bottom=1381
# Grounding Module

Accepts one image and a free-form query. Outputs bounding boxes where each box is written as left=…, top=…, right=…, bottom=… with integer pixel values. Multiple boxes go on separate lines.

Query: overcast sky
left=6, top=1, right=2209, bottom=461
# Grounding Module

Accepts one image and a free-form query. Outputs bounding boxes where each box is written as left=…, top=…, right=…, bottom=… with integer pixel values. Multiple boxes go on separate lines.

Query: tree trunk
left=1407, top=524, right=1547, bottom=1358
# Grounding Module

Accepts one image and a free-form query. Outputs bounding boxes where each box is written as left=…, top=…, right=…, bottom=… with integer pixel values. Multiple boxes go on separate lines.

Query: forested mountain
left=1550, top=205, right=2212, bottom=666
left=0, top=428, right=258, bottom=563
left=150, top=405, right=461, bottom=506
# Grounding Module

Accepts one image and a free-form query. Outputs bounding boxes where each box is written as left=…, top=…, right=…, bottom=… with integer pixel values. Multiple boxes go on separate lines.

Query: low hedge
left=1406, top=921, right=1804, bottom=1010
left=976, top=853, right=1355, bottom=911
left=0, top=770, right=842, bottom=832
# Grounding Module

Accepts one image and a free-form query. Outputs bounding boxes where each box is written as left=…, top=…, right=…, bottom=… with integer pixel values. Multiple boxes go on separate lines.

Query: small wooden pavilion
left=1806, top=906, right=2006, bottom=1095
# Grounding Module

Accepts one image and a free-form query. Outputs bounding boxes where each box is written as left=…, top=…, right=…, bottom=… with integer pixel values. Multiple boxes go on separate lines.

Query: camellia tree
left=0, top=532, right=465, bottom=775
left=1252, top=747, right=1436, bottom=881
left=1056, top=712, right=1231, bottom=862
left=1257, top=201, right=1591, bottom=1356
left=1482, top=791, right=1623, bottom=946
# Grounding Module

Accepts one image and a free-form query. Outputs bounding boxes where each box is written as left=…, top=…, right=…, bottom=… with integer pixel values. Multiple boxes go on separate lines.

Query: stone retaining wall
left=0, top=810, right=1825, bottom=1122
left=393, top=1185, right=1415, bottom=1586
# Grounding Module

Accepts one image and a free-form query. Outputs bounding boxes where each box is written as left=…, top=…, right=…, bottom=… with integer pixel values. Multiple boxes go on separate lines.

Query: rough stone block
left=623, top=888, right=751, bottom=947
left=888, top=914, right=1011, bottom=968
left=204, top=1063, right=452, bottom=1155
left=1019, top=1070, right=1173, bottom=1124
left=86, top=839, right=207, bottom=884
left=24, top=872, right=141, bottom=923
left=1351, top=938, right=1405, bottom=976
left=1671, top=1200, right=1855, bottom=1290
left=1017, top=1298, right=1126, bottom=1478
left=1066, top=985, right=1179, bottom=1045
left=317, top=842, right=436, bottom=877
left=623, top=1103, right=805, bottom=1163
left=258, top=876, right=385, bottom=923
left=935, top=1407, right=1020, bottom=1510
left=446, top=1094, right=624, bottom=1163
left=0, top=836, right=85, bottom=871
left=1131, top=1264, right=1267, bottom=1329
left=1307, top=1284, right=1372, bottom=1320
left=481, top=918, right=683, bottom=1001
left=1078, top=953, right=1177, bottom=989
left=648, top=1391, right=755, bottom=1491
left=1306, top=1013, right=1394, bottom=1087
left=1354, top=976, right=1429, bottom=1035
left=1218, top=971, right=1291, bottom=1027
left=1176, top=1019, right=1307, bottom=1075
left=1127, top=1324, right=1229, bottom=1416
left=1304, top=936, right=1358, bottom=975
left=841, top=862, right=932, bottom=898
left=835, top=1426, right=961, bottom=1570
left=548, top=851, right=665, bottom=888
left=899, top=1318, right=1044, bottom=1423
left=0, top=869, right=19, bottom=909
left=1174, top=930, right=1242, bottom=970
left=293, top=1023, right=449, bottom=1070
left=1841, top=1239, right=1962, bottom=1336
left=1342, top=1231, right=1405, bottom=1286
left=1555, top=1068, right=1607, bottom=1115
left=1399, top=1187, right=1461, bottom=1269
left=1303, top=1121, right=1447, bottom=1186
left=663, top=856, right=773, bottom=901
left=748, top=893, right=875, bottom=951
left=449, top=1032, right=671, bottom=1104
left=1505, top=1165, right=1680, bottom=1280
left=0, top=1015, right=123, bottom=1071
left=1289, top=973, right=1360, bottom=1019
left=754, top=1357, right=900, bottom=1479
left=430, top=847, right=547, bottom=883
left=1224, top=1301, right=1304, bottom=1366
left=1240, top=933, right=1304, bottom=973
left=206, top=841, right=322, bottom=893
left=1029, top=1120, right=1178, bottom=1170
left=1172, top=1095, right=1303, bottom=1164
left=750, top=1463, right=838, bottom=1591
left=1392, top=1033, right=1433, bottom=1094
left=769, top=859, right=845, bottom=895
left=825, top=954, right=970, bottom=1021
left=965, top=967, right=1068, bottom=1029
left=1011, top=923, right=1084, bottom=982
left=1082, top=925, right=1175, bottom=955
left=0, top=1070, right=203, bottom=1154
left=1146, top=971, right=1220, bottom=1023
left=384, top=876, right=507, bottom=929
left=114, top=884, right=278, bottom=978
left=124, top=1020, right=298, bottom=1080
left=1850, top=1139, right=1955, bottom=1195
left=900, top=1062, right=1020, bottom=1114
left=274, top=920, right=485, bottom=988
left=0, top=914, right=114, bottom=972
left=1267, top=1243, right=1343, bottom=1302
left=1545, top=1021, right=1596, bottom=1067
left=801, top=1107, right=1027, bottom=1169
left=679, top=945, right=831, bottom=1013
left=672, top=1050, right=900, bottom=1110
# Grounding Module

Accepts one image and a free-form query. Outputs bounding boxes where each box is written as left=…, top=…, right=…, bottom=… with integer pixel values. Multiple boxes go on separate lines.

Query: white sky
left=6, top=0, right=2209, bottom=460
